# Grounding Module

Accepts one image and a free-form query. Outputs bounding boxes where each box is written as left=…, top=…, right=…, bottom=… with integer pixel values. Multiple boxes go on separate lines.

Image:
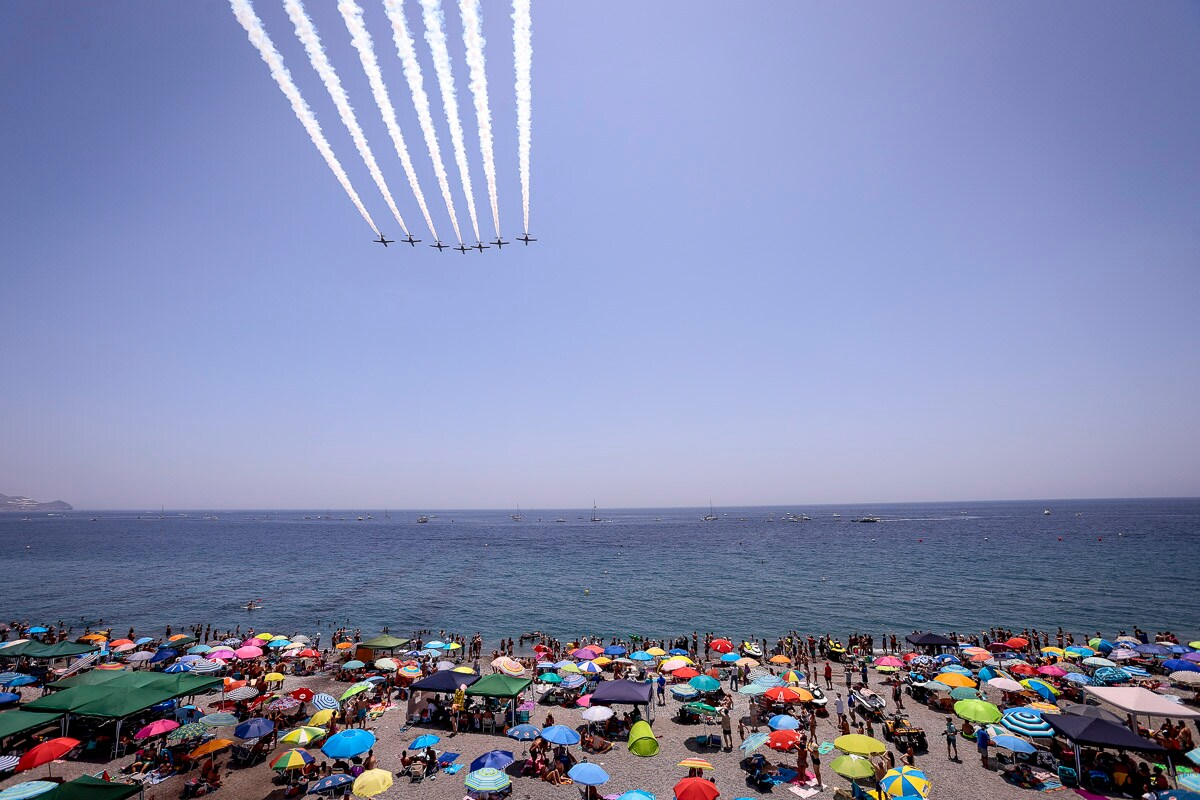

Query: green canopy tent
left=627, top=720, right=659, bottom=757
left=0, top=709, right=64, bottom=742
left=465, top=674, right=532, bottom=725
left=356, top=635, right=410, bottom=661
left=49, top=671, right=220, bottom=696
left=41, top=774, right=144, bottom=800
left=0, top=641, right=99, bottom=660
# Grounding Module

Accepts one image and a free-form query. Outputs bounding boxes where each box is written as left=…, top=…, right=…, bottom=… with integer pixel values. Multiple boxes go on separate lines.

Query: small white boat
left=416, top=515, right=429, bottom=524
left=1043, top=509, right=1051, bottom=516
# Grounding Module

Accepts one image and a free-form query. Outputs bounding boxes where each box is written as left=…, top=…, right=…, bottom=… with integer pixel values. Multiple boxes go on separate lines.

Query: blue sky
left=1, top=1, right=1197, bottom=509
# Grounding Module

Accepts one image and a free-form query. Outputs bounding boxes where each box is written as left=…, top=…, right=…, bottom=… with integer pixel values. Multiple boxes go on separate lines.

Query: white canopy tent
left=1083, top=686, right=1200, bottom=719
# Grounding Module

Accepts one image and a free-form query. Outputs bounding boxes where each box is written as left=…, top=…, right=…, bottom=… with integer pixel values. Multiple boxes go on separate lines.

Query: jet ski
left=850, top=687, right=887, bottom=718
left=741, top=642, right=763, bottom=658
left=826, top=641, right=847, bottom=662
left=804, top=683, right=828, bottom=709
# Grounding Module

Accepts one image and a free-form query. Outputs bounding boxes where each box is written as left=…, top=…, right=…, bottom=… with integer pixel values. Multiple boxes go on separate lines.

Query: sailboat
left=703, top=502, right=718, bottom=522
left=591, top=502, right=602, bottom=523
left=511, top=503, right=523, bottom=522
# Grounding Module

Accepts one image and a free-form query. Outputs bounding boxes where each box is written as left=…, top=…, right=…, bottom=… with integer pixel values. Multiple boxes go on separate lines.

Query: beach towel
left=444, top=764, right=463, bottom=775
left=788, top=787, right=820, bottom=799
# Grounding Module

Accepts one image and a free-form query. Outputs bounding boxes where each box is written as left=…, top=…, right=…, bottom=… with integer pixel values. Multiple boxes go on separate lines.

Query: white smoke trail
left=230, top=0, right=379, bottom=234
left=284, top=0, right=410, bottom=236
left=459, top=0, right=500, bottom=238
left=512, top=0, right=531, bottom=234
left=382, top=0, right=464, bottom=245
left=338, top=0, right=438, bottom=240
left=419, top=0, right=481, bottom=244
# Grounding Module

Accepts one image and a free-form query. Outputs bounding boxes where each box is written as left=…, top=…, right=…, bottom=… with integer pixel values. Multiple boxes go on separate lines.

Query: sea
left=1, top=498, right=1196, bottom=646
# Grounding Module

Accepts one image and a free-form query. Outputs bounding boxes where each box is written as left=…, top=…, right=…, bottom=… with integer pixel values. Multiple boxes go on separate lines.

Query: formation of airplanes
left=375, top=233, right=537, bottom=251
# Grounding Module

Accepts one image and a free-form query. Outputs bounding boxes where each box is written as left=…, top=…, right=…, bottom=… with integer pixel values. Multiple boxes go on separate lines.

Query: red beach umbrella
left=764, top=687, right=802, bottom=703
left=17, top=737, right=80, bottom=775
left=709, top=639, right=734, bottom=654
left=674, top=777, right=720, bottom=800
left=289, top=688, right=315, bottom=702
left=767, top=730, right=801, bottom=751
left=673, top=667, right=700, bottom=679
left=1006, top=637, right=1030, bottom=649
left=1009, top=663, right=1038, bottom=676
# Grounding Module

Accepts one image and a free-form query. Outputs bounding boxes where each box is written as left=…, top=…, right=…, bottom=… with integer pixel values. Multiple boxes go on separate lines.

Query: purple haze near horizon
left=1, top=2, right=1198, bottom=510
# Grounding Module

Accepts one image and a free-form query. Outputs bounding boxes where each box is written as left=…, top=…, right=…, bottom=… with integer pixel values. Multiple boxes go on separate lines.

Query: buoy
left=1058, top=537, right=1062, bottom=541
left=1097, top=537, right=1102, bottom=541
left=917, top=539, right=923, bottom=543
left=820, top=576, right=827, bottom=582
left=984, top=537, right=988, bottom=541
left=584, top=588, right=590, bottom=595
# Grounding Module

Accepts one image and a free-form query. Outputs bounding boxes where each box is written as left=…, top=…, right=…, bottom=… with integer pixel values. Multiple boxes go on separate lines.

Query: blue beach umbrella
left=578, top=662, right=603, bottom=674
left=540, top=725, right=581, bottom=746
left=1135, top=643, right=1172, bottom=656
left=721, top=653, right=740, bottom=663
left=0, top=692, right=20, bottom=705
left=740, top=732, right=769, bottom=752
left=342, top=660, right=365, bottom=670
left=0, top=781, right=57, bottom=799
left=668, top=649, right=688, bottom=656
left=163, top=663, right=192, bottom=673
left=1065, top=646, right=1094, bottom=658
left=671, top=686, right=699, bottom=701
left=991, top=734, right=1036, bottom=754
left=178, top=655, right=202, bottom=663
left=950, top=687, right=980, bottom=701
left=561, top=675, right=587, bottom=689
left=615, top=792, right=655, bottom=800
left=604, top=646, right=627, bottom=656
left=1164, top=659, right=1200, bottom=673
left=322, top=729, right=376, bottom=758
left=934, top=654, right=960, bottom=664
left=737, top=684, right=766, bottom=696
left=3, top=675, right=36, bottom=688
left=553, top=660, right=575, bottom=670
left=629, top=651, right=653, bottom=662
left=464, top=768, right=511, bottom=792
left=150, top=649, right=177, bottom=664
left=1182, top=775, right=1200, bottom=794
left=470, top=750, right=514, bottom=772
left=768, top=715, right=800, bottom=730
left=939, top=665, right=973, bottom=675
left=135, top=637, right=154, bottom=645
left=311, top=693, right=340, bottom=711
left=878, top=766, right=928, bottom=798
left=307, top=773, right=353, bottom=794
left=235, top=717, right=275, bottom=740
left=27, top=627, right=48, bottom=635
left=425, top=641, right=446, bottom=650
left=506, top=724, right=540, bottom=741
left=1094, top=667, right=1132, bottom=684
left=752, top=675, right=783, bottom=688
left=1064, top=673, right=1094, bottom=686
left=568, top=763, right=609, bottom=786
left=409, top=734, right=441, bottom=750
left=200, top=713, right=239, bottom=727
left=187, top=645, right=211, bottom=654
left=1123, top=666, right=1151, bottom=678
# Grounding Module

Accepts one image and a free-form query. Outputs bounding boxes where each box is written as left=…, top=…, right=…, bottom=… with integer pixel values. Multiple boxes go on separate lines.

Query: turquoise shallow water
left=1, top=498, right=1196, bottom=643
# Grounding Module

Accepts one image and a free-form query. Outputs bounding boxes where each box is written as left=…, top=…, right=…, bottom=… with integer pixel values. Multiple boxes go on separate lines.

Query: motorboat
left=850, top=687, right=887, bottom=717
left=855, top=516, right=881, bottom=523
left=416, top=516, right=429, bottom=524
left=1043, top=509, right=1051, bottom=515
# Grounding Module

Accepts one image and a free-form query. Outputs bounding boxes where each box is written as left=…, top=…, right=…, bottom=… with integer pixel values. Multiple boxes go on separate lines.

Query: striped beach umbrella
left=0, top=756, right=20, bottom=772
left=270, top=748, right=314, bottom=771
left=163, top=663, right=192, bottom=674
left=880, top=765, right=930, bottom=798
left=399, top=664, right=422, bottom=678
left=739, top=732, right=769, bottom=753
left=188, top=659, right=222, bottom=674
left=0, top=781, right=58, bottom=799
left=311, top=693, right=340, bottom=711
left=1093, top=667, right=1131, bottom=684
left=1019, top=679, right=1059, bottom=700
left=1002, top=709, right=1054, bottom=738
left=578, top=661, right=603, bottom=674
left=780, top=670, right=805, bottom=684
left=465, top=768, right=512, bottom=792
left=199, top=713, right=239, bottom=728
left=677, top=758, right=713, bottom=770
left=226, top=686, right=258, bottom=701
left=280, top=726, right=325, bottom=745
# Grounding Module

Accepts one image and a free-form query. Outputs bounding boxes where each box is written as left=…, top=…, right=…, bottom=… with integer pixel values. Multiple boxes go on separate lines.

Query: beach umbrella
left=281, top=726, right=326, bottom=745
left=339, top=683, right=372, bottom=703
left=200, top=713, right=239, bottom=728
left=1002, top=709, right=1054, bottom=737
left=541, top=725, right=581, bottom=746
left=373, top=657, right=397, bottom=671
left=737, top=657, right=760, bottom=667
left=1083, top=656, right=1116, bottom=668
left=769, top=655, right=792, bottom=665
left=264, top=671, right=285, bottom=682
left=464, top=767, right=513, bottom=792
left=16, top=738, right=79, bottom=775
left=689, top=675, right=721, bottom=693
left=834, top=734, right=886, bottom=756
left=1164, top=659, right=1200, bottom=673
left=234, top=717, right=275, bottom=739
left=678, top=758, right=714, bottom=771
left=470, top=750, right=515, bottom=772
left=991, top=734, right=1036, bottom=754
left=987, top=677, right=1024, bottom=693
left=1020, top=679, right=1060, bottom=700
left=673, top=667, right=700, bottom=679
left=568, top=763, right=610, bottom=786
left=342, top=660, right=365, bottom=670
left=167, top=722, right=207, bottom=742
left=766, top=730, right=801, bottom=751
left=950, top=687, right=980, bottom=701
left=271, top=748, right=315, bottom=771
left=830, top=754, right=875, bottom=780
left=408, top=734, right=441, bottom=750
left=1094, top=667, right=1132, bottom=684
left=768, top=715, right=800, bottom=730
left=308, top=773, right=352, bottom=794
left=1123, top=666, right=1152, bottom=678
left=268, top=697, right=301, bottom=713
left=539, top=673, right=562, bottom=684
left=582, top=706, right=614, bottom=722
left=135, top=719, right=179, bottom=739
left=1041, top=646, right=1066, bottom=657
left=321, top=729, right=376, bottom=759
left=399, top=665, right=422, bottom=678
left=1065, top=646, right=1095, bottom=658
left=505, top=724, right=540, bottom=741
left=780, top=670, right=805, bottom=684
left=125, top=651, right=154, bottom=663
left=1171, top=671, right=1200, bottom=686
left=559, top=663, right=582, bottom=674
left=0, top=692, right=20, bottom=705
left=616, top=792, right=655, bottom=800
left=308, top=709, right=335, bottom=727
left=234, top=646, right=263, bottom=659
left=226, top=686, right=259, bottom=701
left=879, top=765, right=929, bottom=798
left=954, top=699, right=1002, bottom=724
left=1186, top=652, right=1200, bottom=662
left=1064, top=672, right=1094, bottom=686
left=494, top=657, right=525, bottom=676
left=764, top=686, right=806, bottom=703
left=739, top=732, right=769, bottom=753
left=189, top=738, right=234, bottom=758
left=874, top=656, right=903, bottom=668
left=1135, top=643, right=1172, bottom=656
left=646, top=647, right=666, bottom=657
left=352, top=769, right=393, bottom=798
left=186, top=645, right=211, bottom=654
left=737, top=684, right=766, bottom=696
left=2, top=675, right=36, bottom=688
left=673, top=777, right=719, bottom=800
left=668, top=648, right=688, bottom=656
left=932, top=672, right=975, bottom=689
left=578, top=661, right=603, bottom=674
left=1037, top=665, right=1068, bottom=677
left=671, top=686, right=699, bottom=703
left=0, top=782, right=56, bottom=800
left=1109, top=648, right=1139, bottom=661
left=296, top=649, right=321, bottom=658
left=188, top=659, right=222, bottom=674
left=683, top=702, right=718, bottom=715
left=709, top=639, right=734, bottom=654
left=603, top=645, right=626, bottom=656
left=561, top=675, right=587, bottom=689
left=720, top=653, right=740, bottom=663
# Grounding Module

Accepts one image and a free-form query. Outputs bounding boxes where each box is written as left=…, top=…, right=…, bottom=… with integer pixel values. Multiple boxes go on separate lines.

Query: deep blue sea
left=1, top=499, right=1196, bottom=645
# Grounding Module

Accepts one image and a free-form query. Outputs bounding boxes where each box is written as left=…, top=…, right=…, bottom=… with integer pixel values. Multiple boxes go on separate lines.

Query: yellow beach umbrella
left=335, top=642, right=353, bottom=650
left=1029, top=701, right=1059, bottom=713
left=309, top=709, right=335, bottom=726
left=592, top=656, right=612, bottom=666
left=646, top=647, right=666, bottom=657
left=280, top=726, right=326, bottom=745
left=452, top=666, right=476, bottom=674
left=265, top=672, right=285, bottom=682
left=353, top=768, right=393, bottom=797
left=834, top=734, right=887, bottom=756
left=255, top=633, right=274, bottom=641
left=677, top=758, right=714, bottom=770
left=445, top=643, right=462, bottom=650
left=1041, top=646, right=1065, bottom=657
left=559, top=663, right=581, bottom=674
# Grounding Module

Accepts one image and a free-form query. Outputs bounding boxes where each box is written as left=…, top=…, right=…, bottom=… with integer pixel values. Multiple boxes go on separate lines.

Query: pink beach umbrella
left=874, top=656, right=904, bottom=668
left=1037, top=665, right=1068, bottom=678
left=135, top=719, right=179, bottom=739
left=576, top=694, right=593, bottom=707
left=241, top=639, right=261, bottom=648
left=234, top=646, right=263, bottom=659
left=208, top=647, right=235, bottom=659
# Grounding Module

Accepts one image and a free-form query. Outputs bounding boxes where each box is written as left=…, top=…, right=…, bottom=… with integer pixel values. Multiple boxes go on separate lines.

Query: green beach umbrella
left=954, top=699, right=1003, bottom=724
left=339, top=681, right=373, bottom=701
left=950, top=687, right=979, bottom=701
left=167, top=722, right=208, bottom=741
left=830, top=754, right=875, bottom=780
left=539, top=673, right=562, bottom=684
left=833, top=734, right=886, bottom=756
left=683, top=702, right=718, bottom=714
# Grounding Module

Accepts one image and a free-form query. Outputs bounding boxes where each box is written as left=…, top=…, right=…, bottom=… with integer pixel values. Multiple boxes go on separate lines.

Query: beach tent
left=1082, top=686, right=1200, bottom=720
left=627, top=720, right=659, bottom=757
left=40, top=774, right=143, bottom=800
left=0, top=709, right=64, bottom=742
left=0, top=641, right=99, bottom=660
left=906, top=633, right=956, bottom=648
left=356, top=635, right=411, bottom=662
left=591, top=680, right=653, bottom=705
left=1044, top=714, right=1165, bottom=752
left=409, top=670, right=478, bottom=693
left=49, top=671, right=220, bottom=696
left=465, top=674, right=532, bottom=699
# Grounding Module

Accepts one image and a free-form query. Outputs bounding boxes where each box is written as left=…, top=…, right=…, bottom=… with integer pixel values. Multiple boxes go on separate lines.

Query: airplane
left=402, top=234, right=421, bottom=247
left=473, top=241, right=491, bottom=253
left=491, top=237, right=510, bottom=250
left=517, top=233, right=537, bottom=245
left=430, top=240, right=449, bottom=252
left=455, top=243, right=471, bottom=254
left=374, top=233, right=394, bottom=247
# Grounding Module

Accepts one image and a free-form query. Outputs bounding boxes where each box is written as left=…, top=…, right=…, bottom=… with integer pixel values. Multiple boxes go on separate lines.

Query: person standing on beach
left=975, top=724, right=990, bottom=768
left=721, top=710, right=733, bottom=751
left=943, top=718, right=958, bottom=760
left=823, top=661, right=833, bottom=689
left=834, top=693, right=845, bottom=727
left=656, top=674, right=666, bottom=706
left=844, top=667, right=853, bottom=690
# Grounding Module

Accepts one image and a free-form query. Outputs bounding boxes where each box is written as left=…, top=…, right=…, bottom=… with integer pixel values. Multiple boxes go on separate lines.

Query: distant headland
left=0, top=492, right=72, bottom=513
